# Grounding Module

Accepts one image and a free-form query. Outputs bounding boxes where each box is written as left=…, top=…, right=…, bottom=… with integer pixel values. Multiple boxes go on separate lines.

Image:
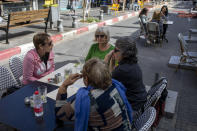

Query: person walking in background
left=85, top=27, right=114, bottom=61
left=160, top=5, right=168, bottom=41
left=104, top=37, right=147, bottom=113
left=55, top=58, right=133, bottom=130
left=23, top=33, right=55, bottom=85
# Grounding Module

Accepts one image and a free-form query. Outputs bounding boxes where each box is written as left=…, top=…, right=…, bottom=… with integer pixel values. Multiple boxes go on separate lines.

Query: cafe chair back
left=138, top=18, right=146, bottom=39
left=9, top=54, right=24, bottom=86
left=0, top=66, right=18, bottom=92
left=147, top=77, right=167, bottom=98
left=177, top=33, right=197, bottom=67
left=133, top=106, right=156, bottom=131
left=146, top=22, right=163, bottom=46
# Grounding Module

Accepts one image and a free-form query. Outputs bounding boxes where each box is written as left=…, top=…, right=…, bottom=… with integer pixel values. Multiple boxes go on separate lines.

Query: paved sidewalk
left=0, top=2, right=170, bottom=61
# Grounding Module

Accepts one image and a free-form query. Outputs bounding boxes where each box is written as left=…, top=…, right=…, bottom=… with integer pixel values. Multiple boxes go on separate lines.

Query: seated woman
left=85, top=27, right=114, bottom=61
left=139, top=7, right=149, bottom=34
left=104, top=37, right=147, bottom=112
left=160, top=5, right=169, bottom=40
left=55, top=58, right=133, bottom=130
left=151, top=11, right=163, bottom=34
left=23, top=33, right=55, bottom=85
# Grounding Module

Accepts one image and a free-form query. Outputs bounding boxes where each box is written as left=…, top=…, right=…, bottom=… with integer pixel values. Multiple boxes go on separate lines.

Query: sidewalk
left=0, top=2, right=167, bottom=61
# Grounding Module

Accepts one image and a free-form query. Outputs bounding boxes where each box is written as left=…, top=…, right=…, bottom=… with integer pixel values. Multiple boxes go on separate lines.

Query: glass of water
left=38, top=86, right=47, bottom=103
left=78, top=57, right=85, bottom=70
left=64, top=68, right=72, bottom=79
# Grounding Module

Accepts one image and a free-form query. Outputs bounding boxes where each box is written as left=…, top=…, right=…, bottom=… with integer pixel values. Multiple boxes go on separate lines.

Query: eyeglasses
left=114, top=48, right=120, bottom=53
left=96, top=35, right=105, bottom=38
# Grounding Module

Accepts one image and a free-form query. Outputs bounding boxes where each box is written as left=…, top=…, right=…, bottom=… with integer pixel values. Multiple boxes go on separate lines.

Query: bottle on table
left=33, top=91, right=43, bottom=117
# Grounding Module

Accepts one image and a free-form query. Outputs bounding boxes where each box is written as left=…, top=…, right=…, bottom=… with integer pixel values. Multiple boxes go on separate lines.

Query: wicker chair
left=0, top=66, right=18, bottom=97
left=9, top=54, right=24, bottom=86
left=134, top=77, right=167, bottom=119
left=134, top=107, right=156, bottom=131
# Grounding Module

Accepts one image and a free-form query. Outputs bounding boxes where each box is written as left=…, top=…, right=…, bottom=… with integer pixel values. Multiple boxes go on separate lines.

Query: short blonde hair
left=94, top=27, right=110, bottom=42
left=83, top=58, right=112, bottom=89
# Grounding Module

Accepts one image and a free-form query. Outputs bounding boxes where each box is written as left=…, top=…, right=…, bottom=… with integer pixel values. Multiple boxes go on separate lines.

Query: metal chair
left=146, top=22, right=163, bottom=46
left=0, top=66, right=18, bottom=97
left=177, top=33, right=197, bottom=67
left=134, top=107, right=156, bottom=131
left=138, top=18, right=146, bottom=39
left=9, top=54, right=24, bottom=86
left=135, top=77, right=167, bottom=119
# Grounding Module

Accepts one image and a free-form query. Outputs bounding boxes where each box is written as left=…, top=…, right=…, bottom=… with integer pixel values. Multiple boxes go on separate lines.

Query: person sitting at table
left=55, top=58, right=133, bottom=130
left=160, top=5, right=169, bottom=41
left=85, top=27, right=114, bottom=61
left=23, top=33, right=55, bottom=85
left=151, top=10, right=163, bottom=35
left=139, top=7, right=149, bottom=34
left=104, top=37, right=147, bottom=113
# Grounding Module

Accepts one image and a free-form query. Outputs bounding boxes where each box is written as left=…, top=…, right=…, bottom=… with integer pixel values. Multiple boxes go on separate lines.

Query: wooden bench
left=0, top=8, right=50, bottom=44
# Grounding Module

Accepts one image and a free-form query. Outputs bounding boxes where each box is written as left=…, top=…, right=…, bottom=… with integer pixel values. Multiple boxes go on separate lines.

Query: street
left=52, top=10, right=197, bottom=130
left=0, top=1, right=197, bottom=130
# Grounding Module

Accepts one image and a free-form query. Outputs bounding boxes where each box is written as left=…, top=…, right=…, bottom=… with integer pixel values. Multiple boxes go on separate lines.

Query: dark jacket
left=112, top=61, right=147, bottom=111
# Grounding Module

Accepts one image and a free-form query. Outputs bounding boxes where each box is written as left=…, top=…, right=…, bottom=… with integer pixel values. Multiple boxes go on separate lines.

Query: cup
left=64, top=68, right=72, bottom=79
left=38, top=86, right=47, bottom=103
left=77, top=57, right=85, bottom=71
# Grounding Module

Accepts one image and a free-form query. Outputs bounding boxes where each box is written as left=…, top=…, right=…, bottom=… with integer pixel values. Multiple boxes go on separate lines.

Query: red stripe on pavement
left=123, top=15, right=128, bottom=19
left=97, top=22, right=106, bottom=27
left=0, top=47, right=21, bottom=61
left=76, top=27, right=89, bottom=34
left=173, top=10, right=186, bottom=13
left=131, top=12, right=135, bottom=16
left=112, top=17, right=119, bottom=23
left=51, top=34, right=63, bottom=44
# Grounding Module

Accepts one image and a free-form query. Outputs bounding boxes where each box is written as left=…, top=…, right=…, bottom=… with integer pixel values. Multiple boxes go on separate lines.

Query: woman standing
left=105, top=37, right=147, bottom=112
left=160, top=5, right=169, bottom=41
left=85, top=27, right=114, bottom=61
left=23, top=33, right=55, bottom=85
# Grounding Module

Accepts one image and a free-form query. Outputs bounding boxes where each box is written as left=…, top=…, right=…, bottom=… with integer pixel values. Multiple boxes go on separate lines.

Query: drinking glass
left=38, top=86, right=47, bottom=103
left=78, top=57, right=85, bottom=70
left=64, top=68, right=72, bottom=79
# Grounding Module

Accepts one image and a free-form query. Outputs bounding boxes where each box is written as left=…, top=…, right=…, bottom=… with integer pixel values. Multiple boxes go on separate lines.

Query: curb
left=0, top=6, right=157, bottom=61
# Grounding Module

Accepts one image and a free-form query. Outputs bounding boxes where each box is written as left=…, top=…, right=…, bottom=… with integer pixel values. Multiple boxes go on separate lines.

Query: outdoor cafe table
left=38, top=63, right=85, bottom=99
left=163, top=20, right=173, bottom=25
left=0, top=81, right=74, bottom=131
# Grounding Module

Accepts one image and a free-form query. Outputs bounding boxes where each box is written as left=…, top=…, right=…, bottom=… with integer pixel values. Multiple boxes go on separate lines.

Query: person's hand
left=104, top=50, right=114, bottom=64
left=62, top=73, right=82, bottom=87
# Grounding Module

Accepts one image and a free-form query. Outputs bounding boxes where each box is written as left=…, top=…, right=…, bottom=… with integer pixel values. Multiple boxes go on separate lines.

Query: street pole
left=123, top=0, right=126, bottom=12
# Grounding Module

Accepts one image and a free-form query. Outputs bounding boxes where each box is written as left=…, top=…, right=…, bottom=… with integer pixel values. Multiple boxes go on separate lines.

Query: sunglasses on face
left=114, top=48, right=120, bottom=53
left=96, top=35, right=105, bottom=38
